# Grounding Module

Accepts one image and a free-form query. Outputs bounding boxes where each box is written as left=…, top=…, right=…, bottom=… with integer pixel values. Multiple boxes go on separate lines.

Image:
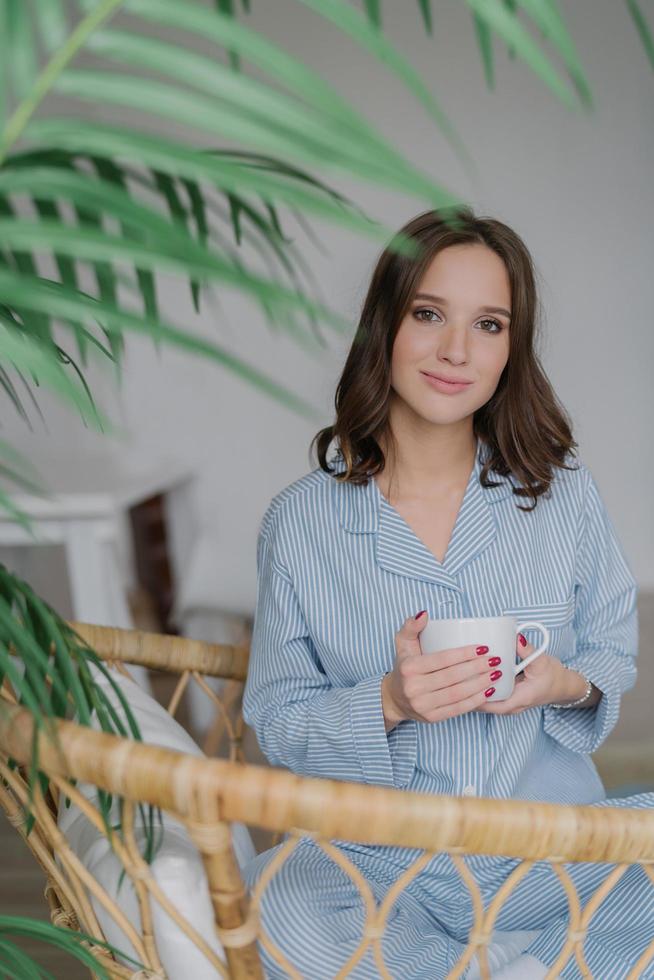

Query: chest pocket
left=502, top=596, right=575, bottom=660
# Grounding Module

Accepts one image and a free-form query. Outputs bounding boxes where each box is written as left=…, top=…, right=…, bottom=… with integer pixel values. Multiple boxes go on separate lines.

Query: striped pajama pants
left=243, top=792, right=654, bottom=980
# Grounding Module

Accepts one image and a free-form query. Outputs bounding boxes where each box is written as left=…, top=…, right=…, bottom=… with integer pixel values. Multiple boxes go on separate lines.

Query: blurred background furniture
left=173, top=533, right=254, bottom=740
left=0, top=457, right=192, bottom=692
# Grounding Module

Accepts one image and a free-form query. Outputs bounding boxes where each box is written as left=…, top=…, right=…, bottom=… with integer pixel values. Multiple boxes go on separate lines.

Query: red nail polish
left=415, top=610, right=426, bottom=620
left=519, top=633, right=527, bottom=647
left=484, top=687, right=496, bottom=697
left=490, top=670, right=502, bottom=682
left=488, top=656, right=501, bottom=667
left=476, top=645, right=488, bottom=655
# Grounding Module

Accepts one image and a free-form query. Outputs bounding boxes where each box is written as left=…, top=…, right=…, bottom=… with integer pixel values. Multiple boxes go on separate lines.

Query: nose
left=437, top=322, right=469, bottom=365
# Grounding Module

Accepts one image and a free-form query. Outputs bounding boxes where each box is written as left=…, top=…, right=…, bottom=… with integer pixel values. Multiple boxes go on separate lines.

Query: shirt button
left=462, top=784, right=476, bottom=797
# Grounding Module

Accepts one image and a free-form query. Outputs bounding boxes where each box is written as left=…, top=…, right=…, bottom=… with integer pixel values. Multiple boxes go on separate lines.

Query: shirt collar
left=332, top=436, right=515, bottom=534
left=331, top=437, right=517, bottom=589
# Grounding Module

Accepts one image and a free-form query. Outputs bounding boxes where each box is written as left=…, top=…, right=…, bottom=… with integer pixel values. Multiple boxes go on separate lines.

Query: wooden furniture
left=2, top=623, right=654, bottom=979
left=0, top=464, right=192, bottom=701
left=0, top=465, right=190, bottom=628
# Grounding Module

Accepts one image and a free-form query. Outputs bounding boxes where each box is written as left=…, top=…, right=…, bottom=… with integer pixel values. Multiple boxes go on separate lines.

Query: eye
left=478, top=318, right=503, bottom=334
left=413, top=308, right=504, bottom=334
left=413, top=308, right=440, bottom=323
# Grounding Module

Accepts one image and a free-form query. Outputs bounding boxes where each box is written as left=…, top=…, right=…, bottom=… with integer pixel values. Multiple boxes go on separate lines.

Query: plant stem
left=0, top=0, right=125, bottom=164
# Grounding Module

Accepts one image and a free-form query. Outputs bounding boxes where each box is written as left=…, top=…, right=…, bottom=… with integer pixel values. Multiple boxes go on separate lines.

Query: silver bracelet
left=550, top=668, right=594, bottom=709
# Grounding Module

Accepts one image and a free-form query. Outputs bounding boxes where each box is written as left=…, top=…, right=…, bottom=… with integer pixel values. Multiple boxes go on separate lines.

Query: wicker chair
left=1, top=622, right=654, bottom=980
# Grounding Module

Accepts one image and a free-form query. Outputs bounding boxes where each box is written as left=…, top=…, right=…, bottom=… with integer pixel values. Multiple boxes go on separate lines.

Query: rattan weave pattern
left=1, top=622, right=654, bottom=979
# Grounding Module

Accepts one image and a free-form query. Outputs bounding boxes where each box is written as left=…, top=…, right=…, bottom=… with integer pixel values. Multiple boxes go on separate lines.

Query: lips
left=420, top=371, right=474, bottom=395
left=421, top=372, right=472, bottom=385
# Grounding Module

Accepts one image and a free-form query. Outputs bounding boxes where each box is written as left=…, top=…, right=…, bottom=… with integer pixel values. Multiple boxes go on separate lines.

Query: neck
left=378, top=414, right=478, bottom=501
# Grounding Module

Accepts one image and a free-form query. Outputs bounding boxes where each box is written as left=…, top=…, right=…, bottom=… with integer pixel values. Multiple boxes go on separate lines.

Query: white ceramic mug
left=418, top=615, right=550, bottom=702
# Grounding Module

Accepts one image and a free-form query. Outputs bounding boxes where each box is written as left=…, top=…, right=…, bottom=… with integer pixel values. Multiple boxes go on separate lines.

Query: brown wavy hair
left=310, top=205, right=579, bottom=512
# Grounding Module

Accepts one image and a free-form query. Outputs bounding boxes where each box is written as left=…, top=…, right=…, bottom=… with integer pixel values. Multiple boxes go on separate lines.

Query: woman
left=242, top=207, right=653, bottom=978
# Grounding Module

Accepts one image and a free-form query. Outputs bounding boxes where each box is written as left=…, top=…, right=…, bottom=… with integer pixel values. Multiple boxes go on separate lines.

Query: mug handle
left=514, top=621, right=550, bottom=675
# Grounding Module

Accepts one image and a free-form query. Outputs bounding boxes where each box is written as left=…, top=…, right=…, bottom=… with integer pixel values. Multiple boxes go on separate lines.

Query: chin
left=413, top=405, right=473, bottom=425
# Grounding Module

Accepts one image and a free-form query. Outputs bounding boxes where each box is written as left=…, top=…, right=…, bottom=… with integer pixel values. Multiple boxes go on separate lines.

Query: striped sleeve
left=242, top=509, right=416, bottom=789
left=543, top=468, right=638, bottom=754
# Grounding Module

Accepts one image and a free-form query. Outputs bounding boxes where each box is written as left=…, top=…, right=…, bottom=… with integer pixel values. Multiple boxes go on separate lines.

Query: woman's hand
left=475, top=633, right=574, bottom=715
left=381, top=612, right=500, bottom=731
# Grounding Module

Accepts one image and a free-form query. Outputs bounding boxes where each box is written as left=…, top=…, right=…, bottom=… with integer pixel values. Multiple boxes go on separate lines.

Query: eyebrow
left=413, top=292, right=511, bottom=321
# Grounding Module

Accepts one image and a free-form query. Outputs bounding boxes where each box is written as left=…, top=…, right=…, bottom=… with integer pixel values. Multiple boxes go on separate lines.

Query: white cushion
left=489, top=952, right=553, bottom=978
left=57, top=666, right=552, bottom=978
left=58, top=664, right=256, bottom=979
left=467, top=936, right=551, bottom=979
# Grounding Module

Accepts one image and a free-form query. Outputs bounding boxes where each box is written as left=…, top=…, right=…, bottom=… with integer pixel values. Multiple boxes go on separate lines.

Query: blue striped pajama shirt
left=243, top=436, right=654, bottom=978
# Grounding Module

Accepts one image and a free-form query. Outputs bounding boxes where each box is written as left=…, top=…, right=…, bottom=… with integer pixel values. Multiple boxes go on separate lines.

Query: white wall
left=3, top=0, right=653, bottom=620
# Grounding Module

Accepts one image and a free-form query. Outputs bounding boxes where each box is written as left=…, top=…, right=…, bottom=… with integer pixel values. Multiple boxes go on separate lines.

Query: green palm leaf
left=0, top=146, right=405, bottom=417
left=473, top=11, right=495, bottom=88
left=33, top=0, right=69, bottom=55
left=0, top=439, right=43, bottom=529
left=295, top=0, right=473, bottom=172
left=0, top=217, right=359, bottom=334
left=465, top=0, right=587, bottom=109
left=515, top=0, right=592, bottom=106
left=3, top=147, right=347, bottom=339
left=417, top=0, right=434, bottom=34
left=0, top=269, right=325, bottom=418
left=0, top=316, right=107, bottom=429
left=3, top=0, right=462, bottom=414
left=23, top=120, right=442, bottom=238
left=0, top=913, right=144, bottom=979
left=127, top=0, right=474, bottom=173
left=83, top=27, right=428, bottom=183
left=0, top=0, right=596, bottom=457
left=5, top=0, right=38, bottom=103
left=626, top=0, right=654, bottom=71
left=0, top=563, right=163, bottom=857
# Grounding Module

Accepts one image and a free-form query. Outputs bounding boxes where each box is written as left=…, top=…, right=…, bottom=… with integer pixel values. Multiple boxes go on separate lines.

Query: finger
left=395, top=612, right=429, bottom=660
left=411, top=643, right=485, bottom=674
left=403, top=648, right=496, bottom=699
left=425, top=684, right=491, bottom=724
left=414, top=670, right=493, bottom=717
left=479, top=685, right=530, bottom=714
left=401, top=654, right=496, bottom=698
left=515, top=632, right=535, bottom=661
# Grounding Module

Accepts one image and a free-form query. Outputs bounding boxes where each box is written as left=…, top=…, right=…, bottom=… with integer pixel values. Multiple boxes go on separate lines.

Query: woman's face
left=389, top=243, right=511, bottom=428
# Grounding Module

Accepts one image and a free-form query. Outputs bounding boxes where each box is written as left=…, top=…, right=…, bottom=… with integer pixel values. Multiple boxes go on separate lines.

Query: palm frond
left=32, top=0, right=69, bottom=55
left=516, top=0, right=592, bottom=106
left=473, top=10, right=495, bottom=89
left=0, top=913, right=144, bottom=979
left=5, top=0, right=38, bottom=104
left=626, top=0, right=654, bottom=72
left=0, top=269, right=325, bottom=418
left=81, top=27, right=435, bottom=187
left=0, top=564, right=162, bottom=860
left=4, top=1, right=403, bottom=445
left=296, top=0, right=475, bottom=172
left=0, top=438, right=43, bottom=495
left=0, top=0, right=595, bottom=476
left=0, top=315, right=108, bottom=430
left=363, top=0, right=381, bottom=29
left=465, top=0, right=589, bottom=109
left=417, top=0, right=434, bottom=35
